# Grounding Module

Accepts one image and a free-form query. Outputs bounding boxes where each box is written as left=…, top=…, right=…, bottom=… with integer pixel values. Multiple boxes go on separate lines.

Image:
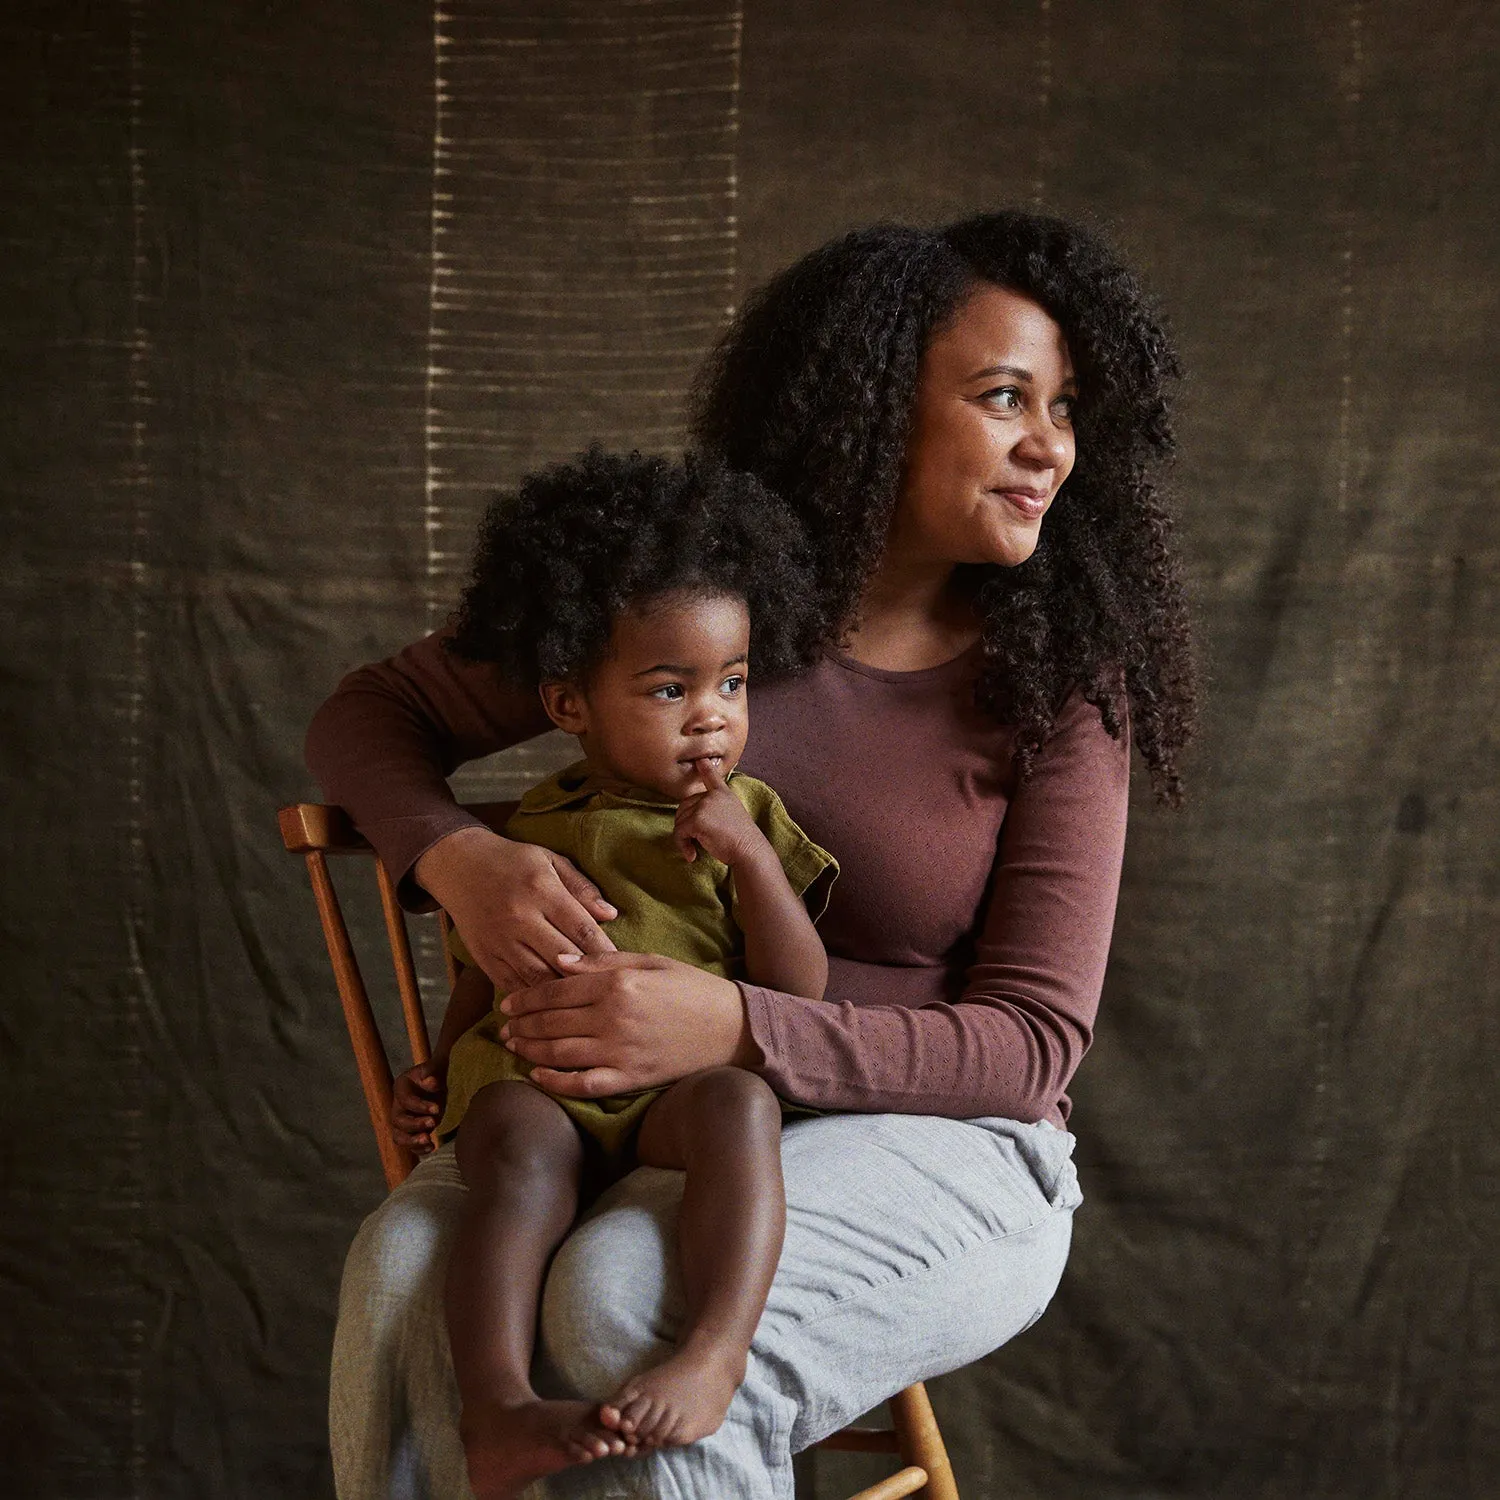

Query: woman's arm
left=743, top=689, right=1130, bottom=1122
left=305, top=629, right=620, bottom=989
left=498, top=952, right=759, bottom=1099
left=304, top=628, right=552, bottom=902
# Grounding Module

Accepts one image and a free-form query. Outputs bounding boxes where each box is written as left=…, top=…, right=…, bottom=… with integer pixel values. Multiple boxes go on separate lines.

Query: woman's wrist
left=725, top=979, right=764, bottom=1070
left=413, top=823, right=502, bottom=905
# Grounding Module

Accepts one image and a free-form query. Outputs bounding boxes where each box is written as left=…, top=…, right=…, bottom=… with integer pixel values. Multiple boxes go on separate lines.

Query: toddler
left=391, top=448, right=835, bottom=1498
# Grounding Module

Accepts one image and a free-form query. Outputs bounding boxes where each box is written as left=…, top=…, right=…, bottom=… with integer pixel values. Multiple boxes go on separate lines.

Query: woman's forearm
left=413, top=825, right=507, bottom=912
left=741, top=683, right=1131, bottom=1122
left=740, top=982, right=1085, bottom=1122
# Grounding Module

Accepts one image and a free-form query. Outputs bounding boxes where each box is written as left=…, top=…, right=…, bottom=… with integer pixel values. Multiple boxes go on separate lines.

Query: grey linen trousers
left=330, top=1111, right=1082, bottom=1499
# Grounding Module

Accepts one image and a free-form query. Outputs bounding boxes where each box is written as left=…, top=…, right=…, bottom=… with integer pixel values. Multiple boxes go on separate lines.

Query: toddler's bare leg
left=600, top=1066, right=785, bottom=1448
left=447, top=1081, right=632, bottom=1498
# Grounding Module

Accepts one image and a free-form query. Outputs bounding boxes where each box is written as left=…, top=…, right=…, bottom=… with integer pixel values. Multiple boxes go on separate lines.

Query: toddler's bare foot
left=600, top=1343, right=746, bottom=1449
left=461, top=1398, right=634, bottom=1498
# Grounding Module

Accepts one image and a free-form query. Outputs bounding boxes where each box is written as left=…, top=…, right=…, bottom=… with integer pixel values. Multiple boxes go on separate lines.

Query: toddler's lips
left=679, top=753, right=726, bottom=773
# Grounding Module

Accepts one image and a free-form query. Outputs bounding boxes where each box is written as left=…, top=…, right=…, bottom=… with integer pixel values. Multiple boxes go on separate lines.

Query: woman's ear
left=539, top=680, right=589, bottom=736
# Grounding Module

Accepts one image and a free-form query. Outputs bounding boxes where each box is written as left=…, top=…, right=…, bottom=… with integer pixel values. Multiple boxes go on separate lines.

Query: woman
left=307, top=210, right=1195, bottom=1499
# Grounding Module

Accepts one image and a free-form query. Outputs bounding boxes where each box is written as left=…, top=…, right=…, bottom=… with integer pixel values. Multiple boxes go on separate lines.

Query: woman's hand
left=414, top=825, right=617, bottom=990
left=497, top=951, right=760, bottom=1097
left=392, top=1060, right=446, bottom=1155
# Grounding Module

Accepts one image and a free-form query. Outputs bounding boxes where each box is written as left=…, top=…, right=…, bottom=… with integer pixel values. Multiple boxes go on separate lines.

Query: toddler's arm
left=674, top=760, right=828, bottom=1000
left=433, top=958, right=499, bottom=1061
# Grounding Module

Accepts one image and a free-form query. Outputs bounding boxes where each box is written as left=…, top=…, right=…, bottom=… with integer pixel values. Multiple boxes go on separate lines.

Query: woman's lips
left=994, top=489, right=1049, bottom=521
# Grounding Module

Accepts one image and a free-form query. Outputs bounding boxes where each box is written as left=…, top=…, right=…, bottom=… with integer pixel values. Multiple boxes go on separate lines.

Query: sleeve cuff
left=384, top=810, right=490, bottom=912
left=738, top=980, right=790, bottom=1086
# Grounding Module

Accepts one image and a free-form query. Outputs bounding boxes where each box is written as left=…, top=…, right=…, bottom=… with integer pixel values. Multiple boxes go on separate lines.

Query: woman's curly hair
left=447, top=446, right=823, bottom=685
left=691, top=210, right=1197, bottom=802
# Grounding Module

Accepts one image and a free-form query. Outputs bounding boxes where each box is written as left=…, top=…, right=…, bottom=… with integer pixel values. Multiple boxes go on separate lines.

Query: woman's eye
left=650, top=684, right=684, bottom=701
left=720, top=675, right=746, bottom=696
left=1052, top=395, right=1077, bottom=422
left=982, top=386, right=1022, bottom=411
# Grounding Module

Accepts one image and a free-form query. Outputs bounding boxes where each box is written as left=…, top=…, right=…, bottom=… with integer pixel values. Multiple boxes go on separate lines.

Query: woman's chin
left=981, top=532, right=1040, bottom=569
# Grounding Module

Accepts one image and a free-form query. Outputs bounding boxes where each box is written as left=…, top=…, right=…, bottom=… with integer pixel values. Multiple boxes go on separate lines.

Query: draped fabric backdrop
left=3, top=2, right=1496, bottom=1496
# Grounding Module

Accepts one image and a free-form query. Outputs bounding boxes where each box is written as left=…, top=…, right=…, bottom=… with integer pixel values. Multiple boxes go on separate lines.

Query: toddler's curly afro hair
left=447, top=446, right=823, bottom=685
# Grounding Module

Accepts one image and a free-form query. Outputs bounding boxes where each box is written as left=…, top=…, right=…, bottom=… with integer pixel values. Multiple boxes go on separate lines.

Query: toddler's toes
left=579, top=1423, right=630, bottom=1463
left=622, top=1389, right=668, bottom=1443
left=639, top=1398, right=678, bottom=1446
left=604, top=1388, right=644, bottom=1436
left=598, top=1397, right=630, bottom=1434
left=646, top=1411, right=680, bottom=1449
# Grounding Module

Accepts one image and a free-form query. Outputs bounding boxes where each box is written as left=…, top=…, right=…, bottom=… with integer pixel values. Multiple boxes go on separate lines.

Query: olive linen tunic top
left=305, top=631, right=1131, bottom=1127
left=437, top=760, right=836, bottom=1161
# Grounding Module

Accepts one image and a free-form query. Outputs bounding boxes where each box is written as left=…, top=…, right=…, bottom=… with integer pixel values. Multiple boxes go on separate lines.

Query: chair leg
left=889, top=1383, right=959, bottom=1500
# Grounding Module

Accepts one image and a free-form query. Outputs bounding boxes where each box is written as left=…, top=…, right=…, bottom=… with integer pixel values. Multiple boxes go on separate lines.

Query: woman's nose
left=1015, top=417, right=1071, bottom=471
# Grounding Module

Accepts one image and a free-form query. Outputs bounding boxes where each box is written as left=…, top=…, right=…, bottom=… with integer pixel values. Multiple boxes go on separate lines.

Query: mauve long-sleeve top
left=304, top=631, right=1130, bottom=1126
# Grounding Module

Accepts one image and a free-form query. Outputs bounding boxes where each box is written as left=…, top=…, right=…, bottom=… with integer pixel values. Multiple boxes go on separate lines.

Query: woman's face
left=892, top=282, right=1077, bottom=572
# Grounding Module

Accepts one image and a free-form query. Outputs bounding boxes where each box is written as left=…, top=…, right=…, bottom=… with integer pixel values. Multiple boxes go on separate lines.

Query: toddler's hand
left=673, top=759, right=766, bottom=867
left=392, top=1060, right=447, bottom=1155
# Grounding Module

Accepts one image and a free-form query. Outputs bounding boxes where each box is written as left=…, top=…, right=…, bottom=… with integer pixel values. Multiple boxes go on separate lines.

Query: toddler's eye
left=720, top=675, right=746, bottom=696
left=650, top=684, right=684, bottom=701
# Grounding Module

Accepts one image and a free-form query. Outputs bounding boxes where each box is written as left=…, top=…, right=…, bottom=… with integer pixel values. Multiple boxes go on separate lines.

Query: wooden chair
left=280, top=800, right=960, bottom=1500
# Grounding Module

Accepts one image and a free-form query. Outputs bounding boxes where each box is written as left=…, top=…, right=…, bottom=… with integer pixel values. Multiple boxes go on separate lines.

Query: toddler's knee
left=458, top=1082, right=581, bottom=1181
left=679, top=1065, right=781, bottom=1131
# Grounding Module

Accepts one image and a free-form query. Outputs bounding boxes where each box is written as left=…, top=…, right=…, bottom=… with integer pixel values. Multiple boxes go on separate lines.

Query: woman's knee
left=341, top=1169, right=465, bottom=1322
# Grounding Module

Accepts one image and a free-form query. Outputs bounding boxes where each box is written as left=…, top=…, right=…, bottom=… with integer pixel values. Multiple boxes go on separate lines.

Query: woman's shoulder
left=1013, top=683, right=1132, bottom=820
left=1045, top=680, right=1131, bottom=758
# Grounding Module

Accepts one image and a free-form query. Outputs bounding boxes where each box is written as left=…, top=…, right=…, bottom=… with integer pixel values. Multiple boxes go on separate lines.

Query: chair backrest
left=278, top=801, right=517, bottom=1189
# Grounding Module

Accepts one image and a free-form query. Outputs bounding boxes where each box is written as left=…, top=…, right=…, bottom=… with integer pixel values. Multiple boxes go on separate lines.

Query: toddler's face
left=544, top=591, right=752, bottom=801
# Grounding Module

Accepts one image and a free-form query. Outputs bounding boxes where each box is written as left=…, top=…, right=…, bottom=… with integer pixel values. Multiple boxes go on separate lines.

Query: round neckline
left=823, top=636, right=983, bottom=684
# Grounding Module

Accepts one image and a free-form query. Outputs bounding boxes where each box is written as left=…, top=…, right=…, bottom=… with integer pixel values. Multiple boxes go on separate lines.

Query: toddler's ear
left=539, top=680, right=589, bottom=736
